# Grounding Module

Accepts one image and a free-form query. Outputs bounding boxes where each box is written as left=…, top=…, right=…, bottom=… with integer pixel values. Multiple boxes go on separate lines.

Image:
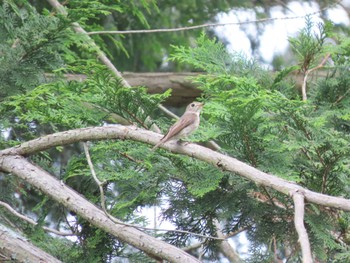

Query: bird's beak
left=198, top=102, right=204, bottom=107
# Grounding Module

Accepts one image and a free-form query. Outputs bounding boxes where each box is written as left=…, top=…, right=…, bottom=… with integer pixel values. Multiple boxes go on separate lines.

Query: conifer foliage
left=0, top=1, right=350, bottom=262
left=170, top=28, right=350, bottom=261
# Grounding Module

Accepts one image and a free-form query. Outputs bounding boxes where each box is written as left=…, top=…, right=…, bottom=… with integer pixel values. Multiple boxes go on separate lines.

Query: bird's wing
left=162, top=114, right=193, bottom=141
left=152, top=113, right=194, bottom=151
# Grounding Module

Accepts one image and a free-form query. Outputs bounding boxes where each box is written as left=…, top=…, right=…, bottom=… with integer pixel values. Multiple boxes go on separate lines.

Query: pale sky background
left=215, top=0, right=350, bottom=64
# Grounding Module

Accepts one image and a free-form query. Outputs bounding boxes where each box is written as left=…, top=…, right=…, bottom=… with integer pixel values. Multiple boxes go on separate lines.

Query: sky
left=215, top=0, right=350, bottom=64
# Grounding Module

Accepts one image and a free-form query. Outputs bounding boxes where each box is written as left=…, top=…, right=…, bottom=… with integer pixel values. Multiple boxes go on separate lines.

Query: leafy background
left=1, top=0, right=350, bottom=262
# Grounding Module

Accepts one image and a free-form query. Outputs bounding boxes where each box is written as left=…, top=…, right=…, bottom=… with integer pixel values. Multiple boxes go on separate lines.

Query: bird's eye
left=191, top=103, right=195, bottom=107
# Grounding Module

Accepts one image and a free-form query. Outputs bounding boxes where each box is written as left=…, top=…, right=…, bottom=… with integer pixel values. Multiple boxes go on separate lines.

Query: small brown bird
left=152, top=102, right=204, bottom=151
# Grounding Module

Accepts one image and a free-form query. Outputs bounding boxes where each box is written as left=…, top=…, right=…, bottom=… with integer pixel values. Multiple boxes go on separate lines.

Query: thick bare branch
left=0, top=223, right=63, bottom=263
left=291, top=190, right=313, bottom=262
left=1, top=125, right=350, bottom=212
left=45, top=72, right=202, bottom=107
left=214, top=219, right=243, bottom=263
left=0, top=155, right=200, bottom=263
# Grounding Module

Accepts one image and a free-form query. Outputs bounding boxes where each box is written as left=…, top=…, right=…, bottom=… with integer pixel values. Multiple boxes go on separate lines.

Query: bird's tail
left=151, top=140, right=163, bottom=151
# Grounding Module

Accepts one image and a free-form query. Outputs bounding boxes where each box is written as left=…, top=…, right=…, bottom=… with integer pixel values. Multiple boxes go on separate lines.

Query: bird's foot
left=177, top=139, right=190, bottom=146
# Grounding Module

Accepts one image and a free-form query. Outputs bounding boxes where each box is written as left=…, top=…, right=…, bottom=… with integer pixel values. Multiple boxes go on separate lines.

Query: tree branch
left=291, top=190, right=313, bottom=262
left=47, top=0, right=175, bottom=127
left=0, top=223, right=63, bottom=263
left=214, top=219, right=243, bottom=263
left=45, top=72, right=202, bottom=107
left=82, top=142, right=223, bottom=241
left=0, top=201, right=74, bottom=237
left=1, top=125, right=350, bottom=212
left=0, top=155, right=200, bottom=263
left=301, top=53, right=331, bottom=101
left=83, top=142, right=107, bottom=210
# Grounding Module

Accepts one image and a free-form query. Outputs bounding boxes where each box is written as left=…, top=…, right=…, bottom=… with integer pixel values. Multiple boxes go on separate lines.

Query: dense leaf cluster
left=0, top=2, right=71, bottom=98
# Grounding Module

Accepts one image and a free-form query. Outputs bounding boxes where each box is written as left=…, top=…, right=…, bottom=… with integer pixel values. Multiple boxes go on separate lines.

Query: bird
left=152, top=101, right=204, bottom=151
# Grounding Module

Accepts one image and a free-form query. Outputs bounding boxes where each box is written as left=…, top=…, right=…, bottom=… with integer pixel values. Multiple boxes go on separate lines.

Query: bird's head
left=186, top=101, right=204, bottom=113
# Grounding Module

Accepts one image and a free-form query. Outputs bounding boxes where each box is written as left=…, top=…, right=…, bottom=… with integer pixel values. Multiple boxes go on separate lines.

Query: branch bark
left=301, top=53, right=331, bottom=101
left=45, top=72, right=202, bottom=107
left=0, top=223, right=63, bottom=263
left=123, top=72, right=202, bottom=106
left=2, top=126, right=350, bottom=261
left=214, top=219, right=242, bottom=263
left=0, top=201, right=73, bottom=236
left=291, top=190, right=313, bottom=262
left=0, top=155, right=200, bottom=263
left=1, top=125, right=350, bottom=212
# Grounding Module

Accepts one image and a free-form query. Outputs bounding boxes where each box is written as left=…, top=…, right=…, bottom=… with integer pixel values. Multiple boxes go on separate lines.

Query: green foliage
left=0, top=64, right=168, bottom=149
left=62, top=0, right=158, bottom=61
left=1, top=1, right=350, bottom=262
left=289, top=16, right=331, bottom=72
left=171, top=30, right=350, bottom=260
left=170, top=33, right=231, bottom=73
left=306, top=211, right=343, bottom=261
left=71, top=0, right=241, bottom=71
left=0, top=2, right=72, bottom=98
left=81, top=67, right=170, bottom=129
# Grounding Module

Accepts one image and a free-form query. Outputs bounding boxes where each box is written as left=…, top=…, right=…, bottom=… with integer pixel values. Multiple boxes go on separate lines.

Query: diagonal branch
left=0, top=155, right=200, bottom=263
left=0, top=201, right=74, bottom=236
left=47, top=0, right=176, bottom=125
left=290, top=190, right=313, bottom=262
left=83, top=142, right=108, bottom=211
left=213, top=219, right=243, bottom=263
left=0, top=223, right=63, bottom=263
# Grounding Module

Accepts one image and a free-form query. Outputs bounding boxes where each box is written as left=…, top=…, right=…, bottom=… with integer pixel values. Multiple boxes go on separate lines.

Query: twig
left=82, top=142, right=224, bottom=240
left=214, top=219, right=243, bottom=262
left=83, top=142, right=107, bottom=212
left=334, top=87, right=350, bottom=104
left=0, top=251, right=9, bottom=260
left=290, top=190, right=313, bottom=262
left=87, top=2, right=341, bottom=36
left=273, top=236, right=281, bottom=263
left=249, top=191, right=288, bottom=210
left=47, top=0, right=198, bottom=131
left=301, top=53, right=331, bottom=101
left=0, top=200, right=74, bottom=236
left=118, top=151, right=142, bottom=163
left=183, top=226, right=247, bottom=252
